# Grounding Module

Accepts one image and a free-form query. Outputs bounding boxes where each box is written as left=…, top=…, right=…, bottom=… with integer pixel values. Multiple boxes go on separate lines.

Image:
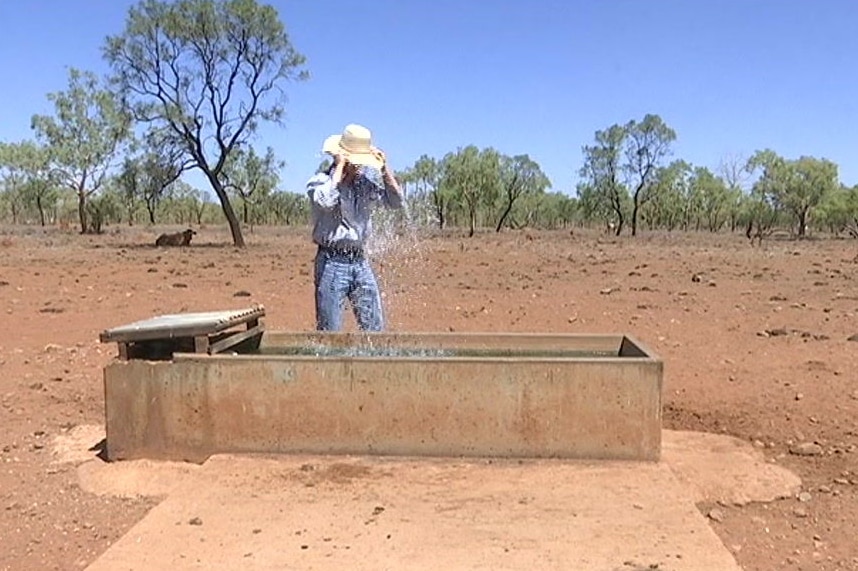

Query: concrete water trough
left=101, top=320, right=663, bottom=463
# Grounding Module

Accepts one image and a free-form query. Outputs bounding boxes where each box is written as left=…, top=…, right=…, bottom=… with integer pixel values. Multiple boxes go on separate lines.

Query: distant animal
left=155, top=229, right=197, bottom=247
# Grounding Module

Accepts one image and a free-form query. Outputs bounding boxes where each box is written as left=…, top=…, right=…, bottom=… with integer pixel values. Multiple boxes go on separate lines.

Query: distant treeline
left=0, top=0, right=856, bottom=241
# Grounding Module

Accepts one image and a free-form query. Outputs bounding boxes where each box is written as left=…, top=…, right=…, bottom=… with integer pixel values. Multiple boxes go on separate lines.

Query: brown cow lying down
left=155, top=228, right=197, bottom=247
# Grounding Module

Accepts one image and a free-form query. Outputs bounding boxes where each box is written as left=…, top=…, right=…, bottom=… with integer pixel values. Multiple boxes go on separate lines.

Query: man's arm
left=308, top=154, right=350, bottom=209
left=378, top=152, right=404, bottom=209
left=306, top=173, right=339, bottom=209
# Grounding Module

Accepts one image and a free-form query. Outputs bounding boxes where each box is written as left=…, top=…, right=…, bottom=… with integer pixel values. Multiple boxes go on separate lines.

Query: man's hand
left=373, top=148, right=388, bottom=172
left=331, top=153, right=348, bottom=184
left=375, top=148, right=402, bottom=202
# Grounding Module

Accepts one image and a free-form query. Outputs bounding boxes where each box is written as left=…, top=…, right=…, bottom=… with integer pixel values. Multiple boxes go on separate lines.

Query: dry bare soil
left=1, top=224, right=857, bottom=570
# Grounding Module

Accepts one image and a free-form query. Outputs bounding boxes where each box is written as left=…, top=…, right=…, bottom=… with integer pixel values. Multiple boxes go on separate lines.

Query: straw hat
left=322, top=124, right=384, bottom=171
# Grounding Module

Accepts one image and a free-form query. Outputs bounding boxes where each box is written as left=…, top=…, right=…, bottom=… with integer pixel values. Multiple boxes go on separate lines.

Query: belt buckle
left=324, top=245, right=362, bottom=258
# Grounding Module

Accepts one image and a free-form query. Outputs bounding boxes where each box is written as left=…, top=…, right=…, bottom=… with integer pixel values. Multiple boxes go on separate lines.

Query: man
left=306, top=124, right=404, bottom=331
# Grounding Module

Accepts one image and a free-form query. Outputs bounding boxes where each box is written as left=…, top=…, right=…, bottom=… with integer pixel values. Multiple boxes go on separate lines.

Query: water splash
left=365, top=182, right=439, bottom=330
left=255, top=345, right=617, bottom=359
left=259, top=344, right=453, bottom=358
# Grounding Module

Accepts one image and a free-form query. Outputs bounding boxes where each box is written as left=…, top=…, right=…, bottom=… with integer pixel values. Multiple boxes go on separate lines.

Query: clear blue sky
left=1, top=0, right=856, bottom=194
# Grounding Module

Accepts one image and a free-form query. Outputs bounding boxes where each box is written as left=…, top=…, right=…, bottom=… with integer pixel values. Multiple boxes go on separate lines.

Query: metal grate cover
left=100, top=306, right=265, bottom=344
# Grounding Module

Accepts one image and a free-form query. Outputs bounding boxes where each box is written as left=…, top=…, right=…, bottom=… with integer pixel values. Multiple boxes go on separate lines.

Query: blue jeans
left=314, top=247, right=384, bottom=331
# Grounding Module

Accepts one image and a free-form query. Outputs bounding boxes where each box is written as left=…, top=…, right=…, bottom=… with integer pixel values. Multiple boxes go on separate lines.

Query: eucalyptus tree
left=556, top=193, right=580, bottom=229
left=576, top=182, right=620, bottom=230
left=717, top=153, right=751, bottom=232
left=186, top=186, right=215, bottom=225
left=817, top=184, right=858, bottom=236
left=221, top=145, right=282, bottom=226
left=411, top=155, right=446, bottom=229
left=117, top=135, right=186, bottom=224
left=0, top=143, right=26, bottom=224
left=691, top=167, right=730, bottom=232
left=623, top=114, right=676, bottom=236
left=0, top=141, right=59, bottom=226
left=843, top=185, right=858, bottom=237
left=117, top=154, right=182, bottom=225
left=116, top=158, right=142, bottom=224
left=30, top=69, right=130, bottom=233
left=520, top=191, right=577, bottom=230
left=86, top=184, right=124, bottom=234
left=781, top=156, right=838, bottom=236
left=104, top=0, right=308, bottom=247
left=747, top=150, right=838, bottom=237
left=158, top=180, right=203, bottom=224
left=495, top=154, right=550, bottom=232
left=267, top=190, right=308, bottom=225
left=579, top=124, right=627, bottom=235
left=440, top=146, right=501, bottom=237
left=18, top=149, right=59, bottom=227
left=646, top=162, right=714, bottom=232
left=683, top=166, right=708, bottom=231
left=643, top=160, right=691, bottom=231
left=744, top=150, right=784, bottom=239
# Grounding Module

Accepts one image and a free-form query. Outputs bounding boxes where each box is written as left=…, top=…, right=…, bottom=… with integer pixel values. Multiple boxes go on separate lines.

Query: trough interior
left=236, top=331, right=657, bottom=361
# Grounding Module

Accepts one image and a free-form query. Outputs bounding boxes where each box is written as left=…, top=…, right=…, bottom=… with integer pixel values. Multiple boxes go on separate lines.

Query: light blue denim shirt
left=306, top=168, right=403, bottom=250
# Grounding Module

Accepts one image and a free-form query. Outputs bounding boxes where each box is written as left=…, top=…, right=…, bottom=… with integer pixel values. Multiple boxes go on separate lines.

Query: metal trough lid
left=100, top=305, right=266, bottom=344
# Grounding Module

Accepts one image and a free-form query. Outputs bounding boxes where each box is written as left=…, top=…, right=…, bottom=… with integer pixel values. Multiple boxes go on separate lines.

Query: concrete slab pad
left=662, top=430, right=801, bottom=505
left=85, top=452, right=742, bottom=571
left=76, top=459, right=202, bottom=499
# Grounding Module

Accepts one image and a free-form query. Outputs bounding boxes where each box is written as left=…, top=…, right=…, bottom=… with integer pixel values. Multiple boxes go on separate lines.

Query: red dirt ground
left=0, top=224, right=857, bottom=570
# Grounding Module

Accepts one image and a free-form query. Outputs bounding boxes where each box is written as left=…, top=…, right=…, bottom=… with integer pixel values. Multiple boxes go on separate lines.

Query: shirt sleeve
left=306, top=173, right=339, bottom=209
left=381, top=178, right=404, bottom=209
left=355, top=173, right=400, bottom=209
